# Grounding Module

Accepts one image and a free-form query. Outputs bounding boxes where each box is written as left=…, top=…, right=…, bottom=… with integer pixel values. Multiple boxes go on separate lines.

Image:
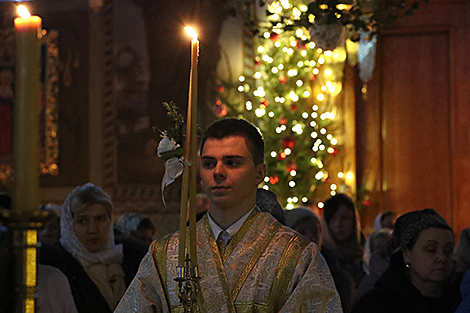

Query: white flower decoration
left=157, top=132, right=180, bottom=157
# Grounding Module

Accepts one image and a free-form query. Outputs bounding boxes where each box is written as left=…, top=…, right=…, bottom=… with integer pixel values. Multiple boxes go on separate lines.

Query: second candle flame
left=185, top=27, right=198, bottom=40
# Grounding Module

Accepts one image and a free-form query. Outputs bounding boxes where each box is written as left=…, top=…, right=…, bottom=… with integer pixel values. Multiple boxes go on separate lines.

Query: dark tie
left=216, top=230, right=231, bottom=256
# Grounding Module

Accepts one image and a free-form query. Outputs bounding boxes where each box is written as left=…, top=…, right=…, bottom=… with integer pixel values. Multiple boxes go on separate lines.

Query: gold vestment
left=115, top=210, right=342, bottom=313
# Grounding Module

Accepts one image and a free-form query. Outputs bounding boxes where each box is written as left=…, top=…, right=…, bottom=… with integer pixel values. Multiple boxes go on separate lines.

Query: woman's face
left=403, top=227, right=454, bottom=288
left=73, top=203, right=111, bottom=253
left=329, top=205, right=355, bottom=243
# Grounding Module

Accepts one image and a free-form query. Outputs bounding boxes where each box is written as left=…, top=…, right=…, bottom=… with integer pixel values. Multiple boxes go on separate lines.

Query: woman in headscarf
left=352, top=209, right=461, bottom=313
left=39, top=183, right=135, bottom=313
left=286, top=206, right=356, bottom=313
left=321, top=194, right=365, bottom=288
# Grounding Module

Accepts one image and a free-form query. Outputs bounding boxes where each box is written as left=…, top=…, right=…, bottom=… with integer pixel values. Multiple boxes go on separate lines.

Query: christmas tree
left=214, top=0, right=352, bottom=210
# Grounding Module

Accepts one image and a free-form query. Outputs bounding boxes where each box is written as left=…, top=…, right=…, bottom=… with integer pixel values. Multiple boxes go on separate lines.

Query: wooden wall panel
left=380, top=30, right=452, bottom=222
left=358, top=1, right=470, bottom=237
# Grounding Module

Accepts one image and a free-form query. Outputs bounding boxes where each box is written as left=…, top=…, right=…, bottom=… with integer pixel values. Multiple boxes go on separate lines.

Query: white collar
left=208, top=207, right=254, bottom=240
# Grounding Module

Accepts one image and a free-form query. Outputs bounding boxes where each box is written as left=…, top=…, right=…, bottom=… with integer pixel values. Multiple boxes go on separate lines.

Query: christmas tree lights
left=215, top=0, right=353, bottom=209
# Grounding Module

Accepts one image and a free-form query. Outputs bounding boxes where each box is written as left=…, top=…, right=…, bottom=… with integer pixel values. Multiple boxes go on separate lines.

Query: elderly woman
left=351, top=209, right=461, bottom=313
left=40, top=183, right=137, bottom=313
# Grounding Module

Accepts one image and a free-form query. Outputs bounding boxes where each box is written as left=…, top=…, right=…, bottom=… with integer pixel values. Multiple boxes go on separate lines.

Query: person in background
left=114, top=212, right=155, bottom=247
left=38, top=204, right=62, bottom=245
left=40, top=183, right=141, bottom=313
left=455, top=266, right=470, bottom=313
left=284, top=207, right=322, bottom=246
left=285, top=206, right=356, bottom=313
left=115, top=118, right=341, bottom=312
left=322, top=194, right=365, bottom=288
left=362, top=211, right=397, bottom=274
left=355, top=212, right=404, bottom=303
left=351, top=209, right=461, bottom=313
left=454, top=225, right=470, bottom=275
left=255, top=188, right=286, bottom=225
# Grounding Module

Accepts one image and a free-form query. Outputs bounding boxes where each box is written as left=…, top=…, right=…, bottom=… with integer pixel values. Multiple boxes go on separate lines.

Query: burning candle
left=13, top=5, right=42, bottom=215
left=177, top=27, right=199, bottom=267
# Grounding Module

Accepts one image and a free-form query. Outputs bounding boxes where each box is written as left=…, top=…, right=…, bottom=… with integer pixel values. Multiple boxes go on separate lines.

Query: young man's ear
left=255, top=163, right=267, bottom=183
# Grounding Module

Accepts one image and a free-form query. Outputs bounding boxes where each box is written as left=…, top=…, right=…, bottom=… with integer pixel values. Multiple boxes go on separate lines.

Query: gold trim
left=267, top=234, right=309, bottom=312
left=224, top=207, right=260, bottom=258
left=203, top=215, right=236, bottom=313
left=230, top=220, right=281, bottom=303
left=153, top=233, right=172, bottom=308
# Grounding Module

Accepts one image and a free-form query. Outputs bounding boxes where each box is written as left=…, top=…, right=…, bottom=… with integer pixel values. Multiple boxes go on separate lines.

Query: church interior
left=0, top=0, right=469, bottom=255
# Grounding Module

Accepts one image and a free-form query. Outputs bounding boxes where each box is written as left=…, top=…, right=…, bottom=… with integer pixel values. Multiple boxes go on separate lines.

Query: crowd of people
left=1, top=117, right=469, bottom=313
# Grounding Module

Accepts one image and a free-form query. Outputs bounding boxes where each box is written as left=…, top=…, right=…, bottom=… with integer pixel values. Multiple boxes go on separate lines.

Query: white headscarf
left=60, top=183, right=123, bottom=267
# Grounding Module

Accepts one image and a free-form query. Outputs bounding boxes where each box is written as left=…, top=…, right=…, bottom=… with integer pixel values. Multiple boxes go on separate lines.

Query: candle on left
left=13, top=5, right=42, bottom=216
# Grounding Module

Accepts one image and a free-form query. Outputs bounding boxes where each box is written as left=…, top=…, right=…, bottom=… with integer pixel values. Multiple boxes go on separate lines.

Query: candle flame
left=185, top=27, right=198, bottom=40
left=17, top=5, right=31, bottom=19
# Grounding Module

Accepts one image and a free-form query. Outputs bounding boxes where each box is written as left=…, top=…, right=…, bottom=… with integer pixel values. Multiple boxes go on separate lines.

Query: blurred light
left=317, top=94, right=325, bottom=101
left=245, top=101, right=252, bottom=110
left=285, top=148, right=292, bottom=155
left=239, top=76, right=245, bottom=82
left=303, top=91, right=310, bottom=97
left=313, top=68, right=320, bottom=75
left=254, top=72, right=262, bottom=79
left=255, top=108, right=266, bottom=117
left=257, top=46, right=265, bottom=53
left=271, top=151, right=277, bottom=158
left=268, top=111, right=275, bottom=117
left=296, top=80, right=303, bottom=86
left=290, top=170, right=297, bottom=176
left=289, top=181, right=296, bottom=187
left=311, top=131, right=318, bottom=138
left=302, top=112, right=309, bottom=119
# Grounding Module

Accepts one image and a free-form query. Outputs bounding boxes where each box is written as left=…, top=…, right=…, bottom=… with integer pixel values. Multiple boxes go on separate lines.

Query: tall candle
left=13, top=5, right=42, bottom=216
left=187, top=30, right=199, bottom=267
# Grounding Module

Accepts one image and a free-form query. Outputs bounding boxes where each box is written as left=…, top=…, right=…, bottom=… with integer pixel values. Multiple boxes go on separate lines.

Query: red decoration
left=290, top=104, right=297, bottom=112
left=362, top=198, right=371, bottom=206
left=329, top=147, right=338, bottom=155
left=269, top=175, right=279, bottom=185
left=279, top=117, right=288, bottom=125
left=278, top=76, right=287, bottom=84
left=213, top=102, right=228, bottom=118
left=260, top=98, right=269, bottom=109
left=216, top=85, right=225, bottom=93
left=285, top=162, right=297, bottom=173
left=270, top=33, right=280, bottom=41
left=277, top=152, right=287, bottom=160
left=281, top=136, right=295, bottom=149
left=310, top=74, right=317, bottom=81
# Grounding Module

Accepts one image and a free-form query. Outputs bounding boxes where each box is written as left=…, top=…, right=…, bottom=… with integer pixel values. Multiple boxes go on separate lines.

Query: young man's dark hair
left=199, top=118, right=265, bottom=165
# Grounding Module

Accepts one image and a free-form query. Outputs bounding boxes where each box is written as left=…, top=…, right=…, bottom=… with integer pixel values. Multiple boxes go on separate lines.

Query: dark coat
left=39, top=238, right=147, bottom=313
left=351, top=252, right=462, bottom=313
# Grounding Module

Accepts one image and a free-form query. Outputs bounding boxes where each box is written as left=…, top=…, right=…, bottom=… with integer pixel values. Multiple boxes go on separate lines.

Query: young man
left=115, top=118, right=342, bottom=312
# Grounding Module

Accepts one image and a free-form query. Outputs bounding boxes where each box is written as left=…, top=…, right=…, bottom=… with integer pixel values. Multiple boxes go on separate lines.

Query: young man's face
left=200, top=136, right=266, bottom=212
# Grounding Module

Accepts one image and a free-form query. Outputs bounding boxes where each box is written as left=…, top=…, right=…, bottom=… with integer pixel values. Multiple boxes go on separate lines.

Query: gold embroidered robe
left=115, top=211, right=342, bottom=313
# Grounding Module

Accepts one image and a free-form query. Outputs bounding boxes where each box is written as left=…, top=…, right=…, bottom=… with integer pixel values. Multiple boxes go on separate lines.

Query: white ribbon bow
left=161, top=157, right=184, bottom=206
